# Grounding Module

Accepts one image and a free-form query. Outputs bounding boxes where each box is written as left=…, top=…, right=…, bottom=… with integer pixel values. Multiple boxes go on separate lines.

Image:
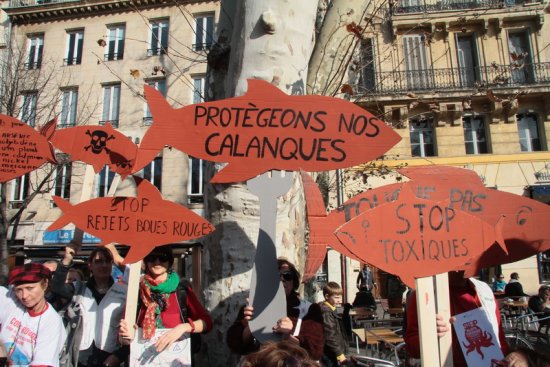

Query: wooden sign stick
left=435, top=273, right=453, bottom=367
left=124, top=261, right=142, bottom=340
left=70, top=165, right=98, bottom=250
left=415, top=276, right=440, bottom=367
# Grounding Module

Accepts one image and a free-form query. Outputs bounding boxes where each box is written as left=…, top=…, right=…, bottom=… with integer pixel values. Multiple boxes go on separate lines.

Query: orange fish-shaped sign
left=135, top=79, right=402, bottom=183
left=334, top=186, right=507, bottom=288
left=0, top=115, right=57, bottom=182
left=50, top=123, right=138, bottom=177
left=47, top=176, right=215, bottom=263
left=301, top=171, right=402, bottom=281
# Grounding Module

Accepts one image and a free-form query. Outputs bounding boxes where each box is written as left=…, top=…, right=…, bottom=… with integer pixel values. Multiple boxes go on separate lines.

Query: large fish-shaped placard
left=47, top=176, right=215, bottom=263
left=334, top=186, right=507, bottom=288
left=0, top=115, right=57, bottom=182
left=50, top=123, right=138, bottom=177
left=134, top=79, right=402, bottom=183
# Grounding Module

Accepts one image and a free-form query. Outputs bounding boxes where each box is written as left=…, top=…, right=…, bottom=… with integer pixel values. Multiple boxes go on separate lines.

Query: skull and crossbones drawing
left=84, top=130, right=115, bottom=154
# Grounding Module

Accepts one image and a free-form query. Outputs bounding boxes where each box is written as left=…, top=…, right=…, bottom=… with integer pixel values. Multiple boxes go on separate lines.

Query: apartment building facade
left=1, top=0, right=218, bottom=254
left=322, top=0, right=550, bottom=301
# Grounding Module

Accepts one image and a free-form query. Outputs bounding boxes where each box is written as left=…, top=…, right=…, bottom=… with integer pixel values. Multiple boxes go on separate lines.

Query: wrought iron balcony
left=7, top=0, right=78, bottom=8
left=358, top=62, right=550, bottom=95
left=394, top=0, right=538, bottom=14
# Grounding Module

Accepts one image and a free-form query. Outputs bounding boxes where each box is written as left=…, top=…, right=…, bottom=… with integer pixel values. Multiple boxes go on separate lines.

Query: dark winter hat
left=8, top=263, right=52, bottom=285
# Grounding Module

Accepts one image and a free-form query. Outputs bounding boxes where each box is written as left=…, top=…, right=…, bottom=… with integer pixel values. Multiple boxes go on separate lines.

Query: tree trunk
left=199, top=1, right=318, bottom=365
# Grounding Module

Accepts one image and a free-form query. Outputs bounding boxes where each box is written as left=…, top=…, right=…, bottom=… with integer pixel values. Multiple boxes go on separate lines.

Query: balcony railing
left=104, top=52, right=123, bottom=61
left=357, top=62, right=550, bottom=95
left=394, top=0, right=538, bottom=13
left=99, top=120, right=119, bottom=128
left=7, top=0, right=79, bottom=8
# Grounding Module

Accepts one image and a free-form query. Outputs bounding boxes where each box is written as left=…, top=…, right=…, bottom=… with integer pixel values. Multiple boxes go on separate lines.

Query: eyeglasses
left=145, top=253, right=170, bottom=263
left=280, top=271, right=294, bottom=282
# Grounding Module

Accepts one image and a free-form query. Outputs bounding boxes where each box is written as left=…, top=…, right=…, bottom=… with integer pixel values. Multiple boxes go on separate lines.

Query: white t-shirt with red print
left=0, top=286, right=67, bottom=367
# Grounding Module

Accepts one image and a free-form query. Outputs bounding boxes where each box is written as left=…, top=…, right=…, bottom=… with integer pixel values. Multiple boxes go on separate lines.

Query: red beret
left=8, top=263, right=52, bottom=285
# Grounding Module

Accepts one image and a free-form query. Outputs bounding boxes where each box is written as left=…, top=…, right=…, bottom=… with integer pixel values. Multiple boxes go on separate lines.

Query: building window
left=409, top=116, right=436, bottom=157
left=403, top=35, right=432, bottom=91
left=517, top=113, right=542, bottom=152
left=188, top=157, right=205, bottom=204
left=64, top=30, right=84, bottom=66
left=360, top=38, right=376, bottom=92
left=456, top=34, right=480, bottom=88
left=26, top=34, right=43, bottom=70
left=148, top=19, right=168, bottom=56
left=136, top=156, right=162, bottom=190
left=54, top=163, right=72, bottom=199
left=11, top=174, right=29, bottom=205
left=143, top=79, right=166, bottom=125
left=463, top=115, right=488, bottom=154
left=21, top=92, right=37, bottom=127
left=194, top=14, right=214, bottom=51
left=97, top=166, right=115, bottom=197
left=508, top=31, right=534, bottom=85
left=60, top=88, right=78, bottom=128
left=101, top=84, right=120, bottom=128
left=193, top=76, right=206, bottom=104
left=106, top=24, right=125, bottom=61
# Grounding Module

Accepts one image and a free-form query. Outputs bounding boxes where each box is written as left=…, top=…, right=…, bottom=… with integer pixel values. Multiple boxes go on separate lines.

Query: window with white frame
left=409, top=116, right=436, bottom=157
left=188, top=156, right=205, bottom=204
left=26, top=34, right=43, bottom=70
left=463, top=115, right=488, bottom=154
left=101, top=84, right=120, bottom=127
left=65, top=30, right=84, bottom=65
left=60, top=88, right=78, bottom=127
left=143, top=79, right=166, bottom=125
left=194, top=14, right=214, bottom=51
left=517, top=113, right=543, bottom=152
left=54, top=163, right=72, bottom=199
left=136, top=156, right=162, bottom=190
left=106, top=24, right=125, bottom=61
left=21, top=92, right=37, bottom=127
left=148, top=19, right=169, bottom=56
left=97, top=166, right=115, bottom=197
left=11, top=174, right=29, bottom=203
left=193, top=76, right=206, bottom=104
left=403, top=35, right=431, bottom=90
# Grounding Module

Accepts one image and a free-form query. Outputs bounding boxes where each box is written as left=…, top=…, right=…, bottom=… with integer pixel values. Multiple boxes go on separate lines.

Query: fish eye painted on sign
left=136, top=79, right=402, bottom=183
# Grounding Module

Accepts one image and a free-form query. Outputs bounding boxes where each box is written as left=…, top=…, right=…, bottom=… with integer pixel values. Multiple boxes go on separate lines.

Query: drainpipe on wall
left=336, top=169, right=347, bottom=303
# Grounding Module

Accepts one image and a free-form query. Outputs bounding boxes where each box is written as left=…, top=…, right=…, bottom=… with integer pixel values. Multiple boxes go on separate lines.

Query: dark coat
left=319, top=301, right=348, bottom=363
left=504, top=281, right=527, bottom=298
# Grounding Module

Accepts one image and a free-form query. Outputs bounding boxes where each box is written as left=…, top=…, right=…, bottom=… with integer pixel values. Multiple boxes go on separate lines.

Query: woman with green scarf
left=119, top=245, right=212, bottom=353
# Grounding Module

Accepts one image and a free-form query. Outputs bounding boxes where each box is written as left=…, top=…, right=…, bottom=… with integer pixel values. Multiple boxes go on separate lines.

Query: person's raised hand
left=272, top=316, right=293, bottom=335
left=154, top=324, right=187, bottom=352
left=62, top=245, right=76, bottom=266
left=436, top=314, right=451, bottom=337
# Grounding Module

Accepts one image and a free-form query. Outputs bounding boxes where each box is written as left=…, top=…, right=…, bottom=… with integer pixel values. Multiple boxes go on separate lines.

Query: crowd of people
left=1, top=252, right=550, bottom=367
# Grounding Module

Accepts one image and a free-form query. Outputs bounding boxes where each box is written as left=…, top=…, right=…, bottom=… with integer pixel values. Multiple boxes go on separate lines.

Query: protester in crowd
left=319, top=282, right=348, bottom=367
left=119, top=245, right=212, bottom=356
left=493, top=274, right=507, bottom=294
left=66, top=268, right=86, bottom=283
left=227, top=258, right=325, bottom=360
left=356, top=264, right=376, bottom=292
left=404, top=270, right=507, bottom=367
left=493, top=348, right=550, bottom=367
left=239, top=340, right=321, bottom=367
left=51, top=244, right=128, bottom=367
left=0, top=263, right=67, bottom=366
left=505, top=272, right=528, bottom=299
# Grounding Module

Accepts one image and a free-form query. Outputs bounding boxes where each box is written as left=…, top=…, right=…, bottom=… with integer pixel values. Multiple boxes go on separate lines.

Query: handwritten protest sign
left=51, top=123, right=138, bottom=177
left=130, top=328, right=191, bottom=367
left=0, top=114, right=56, bottom=182
left=46, top=176, right=215, bottom=263
left=334, top=186, right=506, bottom=287
left=134, top=79, right=402, bottom=183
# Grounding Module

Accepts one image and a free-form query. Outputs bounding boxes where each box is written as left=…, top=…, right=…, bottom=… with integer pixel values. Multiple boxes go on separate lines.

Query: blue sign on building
left=43, top=230, right=101, bottom=244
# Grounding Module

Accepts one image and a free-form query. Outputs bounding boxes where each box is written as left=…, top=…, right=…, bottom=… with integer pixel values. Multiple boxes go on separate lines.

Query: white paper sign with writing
left=130, top=328, right=191, bottom=367
left=453, top=307, right=504, bottom=367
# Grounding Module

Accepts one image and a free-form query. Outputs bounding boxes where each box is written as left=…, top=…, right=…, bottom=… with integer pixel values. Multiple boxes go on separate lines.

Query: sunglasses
left=145, top=253, right=170, bottom=263
left=280, top=271, right=294, bottom=282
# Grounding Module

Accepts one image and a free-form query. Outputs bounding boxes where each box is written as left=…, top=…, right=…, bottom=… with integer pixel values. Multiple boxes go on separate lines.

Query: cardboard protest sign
left=334, top=185, right=506, bottom=288
left=134, top=79, right=401, bottom=183
left=50, top=123, right=138, bottom=177
left=454, top=308, right=504, bottom=367
left=300, top=170, right=402, bottom=281
left=130, top=328, right=191, bottom=367
left=0, top=114, right=57, bottom=182
left=46, top=176, right=215, bottom=263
